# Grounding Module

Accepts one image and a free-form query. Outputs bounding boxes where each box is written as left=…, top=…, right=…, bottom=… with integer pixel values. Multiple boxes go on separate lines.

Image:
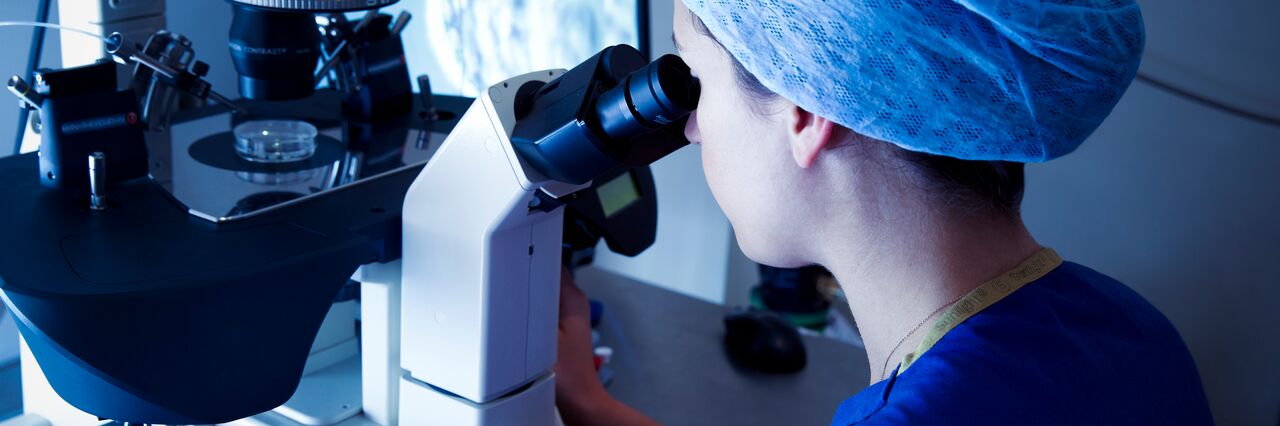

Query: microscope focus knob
left=192, top=61, right=210, bottom=78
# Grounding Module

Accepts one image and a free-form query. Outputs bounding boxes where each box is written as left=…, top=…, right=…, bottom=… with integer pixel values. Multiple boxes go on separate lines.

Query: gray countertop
left=575, top=267, right=871, bottom=426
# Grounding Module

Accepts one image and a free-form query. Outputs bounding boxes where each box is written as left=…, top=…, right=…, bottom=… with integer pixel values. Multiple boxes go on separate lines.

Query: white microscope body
left=396, top=69, right=583, bottom=425
left=9, top=70, right=577, bottom=426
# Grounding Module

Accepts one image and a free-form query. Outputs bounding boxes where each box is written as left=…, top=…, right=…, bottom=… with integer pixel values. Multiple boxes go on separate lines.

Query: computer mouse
left=723, top=310, right=807, bottom=374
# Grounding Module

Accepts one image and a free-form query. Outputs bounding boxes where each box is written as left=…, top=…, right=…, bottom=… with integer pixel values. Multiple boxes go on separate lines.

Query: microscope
left=398, top=45, right=696, bottom=425
left=0, top=0, right=698, bottom=425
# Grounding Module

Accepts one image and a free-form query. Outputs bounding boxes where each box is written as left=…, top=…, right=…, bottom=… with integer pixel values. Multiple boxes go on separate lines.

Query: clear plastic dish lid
left=233, top=119, right=319, bottom=163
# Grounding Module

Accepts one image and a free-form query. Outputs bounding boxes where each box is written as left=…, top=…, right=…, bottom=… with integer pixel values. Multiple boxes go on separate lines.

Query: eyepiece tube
left=594, top=54, right=699, bottom=142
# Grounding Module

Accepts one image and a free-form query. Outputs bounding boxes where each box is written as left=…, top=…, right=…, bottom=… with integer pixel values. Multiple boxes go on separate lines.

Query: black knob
left=416, top=75, right=434, bottom=110
left=192, top=61, right=210, bottom=78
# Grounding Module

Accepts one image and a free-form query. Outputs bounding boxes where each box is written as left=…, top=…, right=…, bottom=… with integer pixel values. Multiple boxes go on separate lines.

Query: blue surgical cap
left=682, top=0, right=1145, bottom=162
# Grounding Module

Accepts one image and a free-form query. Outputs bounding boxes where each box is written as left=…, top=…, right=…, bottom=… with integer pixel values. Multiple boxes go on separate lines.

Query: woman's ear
left=787, top=105, right=838, bottom=169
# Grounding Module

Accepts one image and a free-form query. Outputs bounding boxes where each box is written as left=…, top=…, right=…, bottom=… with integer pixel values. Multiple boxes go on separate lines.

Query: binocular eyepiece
left=594, top=54, right=700, bottom=144
left=512, top=45, right=700, bottom=186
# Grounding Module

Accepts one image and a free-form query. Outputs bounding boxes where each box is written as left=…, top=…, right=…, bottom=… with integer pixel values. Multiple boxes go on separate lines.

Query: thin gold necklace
left=877, top=293, right=966, bottom=381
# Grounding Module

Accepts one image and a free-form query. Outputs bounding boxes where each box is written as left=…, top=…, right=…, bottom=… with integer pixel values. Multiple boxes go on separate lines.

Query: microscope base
left=399, top=374, right=556, bottom=426
left=272, top=356, right=363, bottom=425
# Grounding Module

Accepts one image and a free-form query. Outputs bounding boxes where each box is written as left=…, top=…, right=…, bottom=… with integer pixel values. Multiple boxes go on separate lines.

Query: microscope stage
left=0, top=92, right=469, bottom=424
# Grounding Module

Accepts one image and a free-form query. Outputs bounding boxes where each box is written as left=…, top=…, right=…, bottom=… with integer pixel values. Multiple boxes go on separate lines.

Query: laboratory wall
left=1024, top=83, right=1280, bottom=426
left=1021, top=1, right=1280, bottom=423
left=0, top=1, right=62, bottom=156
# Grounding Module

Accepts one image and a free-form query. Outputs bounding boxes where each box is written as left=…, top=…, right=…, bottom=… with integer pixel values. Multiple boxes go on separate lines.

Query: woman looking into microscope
left=554, top=1, right=1212, bottom=425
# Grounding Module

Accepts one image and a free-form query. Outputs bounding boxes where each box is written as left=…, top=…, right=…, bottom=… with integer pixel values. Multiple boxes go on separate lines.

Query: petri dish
left=233, top=120, right=319, bottom=163
left=235, top=168, right=324, bottom=186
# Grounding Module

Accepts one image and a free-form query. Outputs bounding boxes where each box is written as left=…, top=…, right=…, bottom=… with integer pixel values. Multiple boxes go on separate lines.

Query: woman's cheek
left=684, top=109, right=701, bottom=145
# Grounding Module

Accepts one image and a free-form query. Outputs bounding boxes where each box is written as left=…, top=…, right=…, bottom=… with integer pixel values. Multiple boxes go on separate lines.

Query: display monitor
left=597, top=171, right=642, bottom=217
left=379, top=0, right=648, bottom=97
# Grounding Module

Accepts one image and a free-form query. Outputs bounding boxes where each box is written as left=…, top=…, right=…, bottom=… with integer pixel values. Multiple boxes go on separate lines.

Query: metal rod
left=314, top=39, right=349, bottom=84
left=206, top=90, right=244, bottom=115
left=108, top=33, right=243, bottom=115
left=89, top=152, right=107, bottom=211
left=7, top=75, right=43, bottom=109
left=337, top=62, right=359, bottom=94
left=131, top=54, right=241, bottom=114
left=390, top=11, right=411, bottom=35
left=314, top=11, right=383, bottom=86
left=353, top=11, right=378, bottom=34
left=417, top=74, right=436, bottom=120
left=128, top=52, right=178, bottom=80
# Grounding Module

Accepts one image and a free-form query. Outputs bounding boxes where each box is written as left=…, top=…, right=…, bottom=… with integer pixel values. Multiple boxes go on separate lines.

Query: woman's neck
left=817, top=210, right=1041, bottom=384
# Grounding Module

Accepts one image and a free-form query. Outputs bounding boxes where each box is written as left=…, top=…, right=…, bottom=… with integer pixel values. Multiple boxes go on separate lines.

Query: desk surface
left=576, top=267, right=870, bottom=426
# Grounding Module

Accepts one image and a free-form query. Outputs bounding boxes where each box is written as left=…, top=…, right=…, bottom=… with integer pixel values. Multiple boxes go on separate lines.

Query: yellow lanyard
left=898, top=248, right=1064, bottom=373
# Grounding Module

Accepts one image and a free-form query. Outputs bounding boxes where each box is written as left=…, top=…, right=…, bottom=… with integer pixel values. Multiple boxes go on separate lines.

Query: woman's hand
left=555, top=268, right=660, bottom=426
left=555, top=268, right=610, bottom=416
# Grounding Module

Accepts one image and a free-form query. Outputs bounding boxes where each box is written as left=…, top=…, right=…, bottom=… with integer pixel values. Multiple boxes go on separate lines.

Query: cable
left=1, top=20, right=105, bottom=156
left=10, top=0, right=56, bottom=156
left=0, top=21, right=106, bottom=42
left=1136, top=71, right=1280, bottom=128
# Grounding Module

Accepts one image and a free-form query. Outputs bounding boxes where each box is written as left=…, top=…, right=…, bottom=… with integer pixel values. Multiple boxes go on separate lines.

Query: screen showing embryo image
left=386, top=0, right=643, bottom=97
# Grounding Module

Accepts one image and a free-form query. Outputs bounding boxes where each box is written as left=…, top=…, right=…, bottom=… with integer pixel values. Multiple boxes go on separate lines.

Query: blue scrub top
left=832, top=261, right=1213, bottom=425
